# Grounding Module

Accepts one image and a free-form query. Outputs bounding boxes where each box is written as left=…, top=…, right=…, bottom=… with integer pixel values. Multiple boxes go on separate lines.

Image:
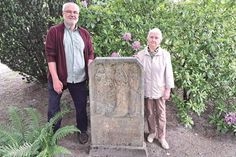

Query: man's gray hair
left=147, top=28, right=163, bottom=41
left=62, top=2, right=80, bottom=12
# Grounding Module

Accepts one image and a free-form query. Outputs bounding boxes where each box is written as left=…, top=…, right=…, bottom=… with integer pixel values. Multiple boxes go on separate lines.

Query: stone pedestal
left=89, top=57, right=148, bottom=157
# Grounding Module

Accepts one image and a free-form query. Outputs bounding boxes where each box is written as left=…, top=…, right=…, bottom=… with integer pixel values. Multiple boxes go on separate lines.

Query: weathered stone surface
left=89, top=57, right=147, bottom=157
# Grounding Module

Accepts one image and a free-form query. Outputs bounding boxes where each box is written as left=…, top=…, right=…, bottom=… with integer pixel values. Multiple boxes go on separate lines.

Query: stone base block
left=89, top=144, right=148, bottom=157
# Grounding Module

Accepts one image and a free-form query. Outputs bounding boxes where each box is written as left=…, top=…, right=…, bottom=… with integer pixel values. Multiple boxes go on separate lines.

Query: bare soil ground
left=0, top=62, right=235, bottom=157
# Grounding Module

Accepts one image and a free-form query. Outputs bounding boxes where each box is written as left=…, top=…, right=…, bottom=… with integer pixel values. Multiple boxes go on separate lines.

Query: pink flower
left=111, top=52, right=120, bottom=57
left=122, top=32, right=132, bottom=41
left=132, top=41, right=141, bottom=51
left=81, top=0, right=88, bottom=8
left=224, top=112, right=236, bottom=126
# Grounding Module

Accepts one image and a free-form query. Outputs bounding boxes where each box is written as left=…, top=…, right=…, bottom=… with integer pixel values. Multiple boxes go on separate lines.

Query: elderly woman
left=136, top=28, right=174, bottom=149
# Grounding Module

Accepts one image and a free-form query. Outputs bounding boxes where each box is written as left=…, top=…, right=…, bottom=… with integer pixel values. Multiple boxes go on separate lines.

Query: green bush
left=0, top=0, right=48, bottom=82
left=162, top=0, right=236, bottom=130
left=0, top=0, right=64, bottom=83
left=78, top=0, right=236, bottom=132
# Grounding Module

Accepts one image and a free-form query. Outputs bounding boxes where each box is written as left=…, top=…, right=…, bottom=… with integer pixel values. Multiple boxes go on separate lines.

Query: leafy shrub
left=209, top=101, right=236, bottom=135
left=78, top=0, right=236, bottom=132
left=78, top=0, right=156, bottom=57
left=0, top=107, right=80, bottom=157
left=162, top=0, right=236, bottom=129
left=0, top=0, right=48, bottom=82
left=0, top=0, right=65, bottom=83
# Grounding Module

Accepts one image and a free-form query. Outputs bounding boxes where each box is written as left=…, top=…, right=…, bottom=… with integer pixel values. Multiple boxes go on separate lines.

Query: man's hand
left=53, top=79, right=63, bottom=94
left=88, top=59, right=93, bottom=66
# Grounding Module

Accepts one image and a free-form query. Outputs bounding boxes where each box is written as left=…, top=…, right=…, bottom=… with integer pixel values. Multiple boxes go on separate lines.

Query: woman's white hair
left=62, top=2, right=80, bottom=12
left=147, top=28, right=163, bottom=41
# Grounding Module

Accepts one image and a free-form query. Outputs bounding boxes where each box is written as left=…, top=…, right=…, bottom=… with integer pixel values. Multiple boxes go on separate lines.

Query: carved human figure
left=111, top=65, right=129, bottom=117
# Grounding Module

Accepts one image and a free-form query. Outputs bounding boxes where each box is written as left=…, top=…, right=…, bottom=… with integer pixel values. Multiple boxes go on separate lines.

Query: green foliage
left=233, top=125, right=236, bottom=136
left=0, top=107, right=80, bottom=157
left=79, top=0, right=156, bottom=57
left=77, top=0, right=236, bottom=132
left=0, top=143, right=33, bottom=157
left=172, top=94, right=194, bottom=128
left=0, top=0, right=65, bottom=83
left=0, top=0, right=49, bottom=83
left=209, top=102, right=236, bottom=135
left=160, top=0, right=236, bottom=128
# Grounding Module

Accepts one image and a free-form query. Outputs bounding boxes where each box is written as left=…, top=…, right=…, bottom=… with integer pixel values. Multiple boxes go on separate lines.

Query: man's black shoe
left=78, top=132, right=88, bottom=144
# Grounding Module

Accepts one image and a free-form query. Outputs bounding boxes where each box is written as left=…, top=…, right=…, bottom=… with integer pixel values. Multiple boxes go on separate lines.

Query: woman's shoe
left=147, top=133, right=156, bottom=143
left=158, top=139, right=169, bottom=150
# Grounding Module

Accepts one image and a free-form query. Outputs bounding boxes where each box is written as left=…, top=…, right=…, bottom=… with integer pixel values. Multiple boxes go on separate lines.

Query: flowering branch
left=111, top=32, right=141, bottom=57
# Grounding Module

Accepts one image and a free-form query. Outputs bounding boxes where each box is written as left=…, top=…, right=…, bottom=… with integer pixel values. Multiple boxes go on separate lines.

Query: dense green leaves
left=78, top=0, right=236, bottom=132
left=0, top=0, right=65, bottom=82
left=0, top=107, right=79, bottom=157
left=0, top=0, right=50, bottom=82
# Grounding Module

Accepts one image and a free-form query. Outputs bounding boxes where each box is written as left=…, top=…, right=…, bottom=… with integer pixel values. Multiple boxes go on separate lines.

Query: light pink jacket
left=136, top=47, right=174, bottom=99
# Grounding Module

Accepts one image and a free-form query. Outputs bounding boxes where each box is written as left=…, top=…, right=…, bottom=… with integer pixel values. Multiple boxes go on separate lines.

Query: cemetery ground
left=0, top=62, right=235, bottom=157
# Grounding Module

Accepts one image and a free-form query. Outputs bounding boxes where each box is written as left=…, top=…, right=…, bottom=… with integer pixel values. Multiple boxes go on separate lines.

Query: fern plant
left=0, top=107, right=80, bottom=157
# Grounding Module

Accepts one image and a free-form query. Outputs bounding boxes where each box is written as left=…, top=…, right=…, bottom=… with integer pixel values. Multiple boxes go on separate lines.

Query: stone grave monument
left=89, top=57, right=148, bottom=157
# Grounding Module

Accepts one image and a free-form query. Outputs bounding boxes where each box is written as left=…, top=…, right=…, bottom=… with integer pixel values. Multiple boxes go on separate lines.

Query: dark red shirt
left=45, top=23, right=94, bottom=86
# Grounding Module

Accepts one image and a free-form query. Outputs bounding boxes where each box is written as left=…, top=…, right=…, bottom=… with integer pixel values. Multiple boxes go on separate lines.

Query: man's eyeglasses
left=64, top=10, right=79, bottom=15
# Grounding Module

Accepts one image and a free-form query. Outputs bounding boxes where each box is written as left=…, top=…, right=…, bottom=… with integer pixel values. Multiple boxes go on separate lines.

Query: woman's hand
left=163, top=88, right=171, bottom=100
